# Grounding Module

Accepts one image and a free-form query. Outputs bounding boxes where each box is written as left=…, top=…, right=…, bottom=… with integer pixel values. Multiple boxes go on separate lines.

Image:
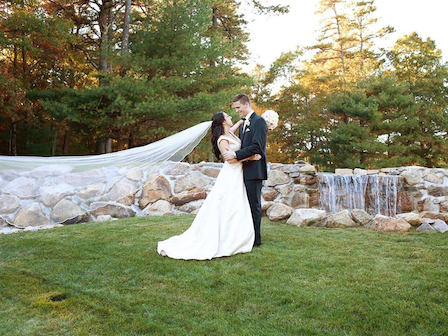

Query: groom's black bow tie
left=242, top=117, right=246, bottom=121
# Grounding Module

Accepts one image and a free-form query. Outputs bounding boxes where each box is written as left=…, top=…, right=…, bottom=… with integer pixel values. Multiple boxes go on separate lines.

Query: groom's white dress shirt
left=243, top=111, right=255, bottom=132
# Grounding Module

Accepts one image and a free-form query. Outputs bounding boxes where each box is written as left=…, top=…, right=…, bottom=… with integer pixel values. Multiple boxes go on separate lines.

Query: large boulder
left=395, top=212, right=423, bottom=226
left=398, top=191, right=415, bottom=212
left=13, top=202, right=48, bottom=228
left=77, top=183, right=104, bottom=200
left=320, top=210, right=358, bottom=228
left=439, top=200, right=448, bottom=213
left=90, top=202, right=136, bottom=218
left=0, top=217, right=9, bottom=228
left=277, top=184, right=293, bottom=196
left=0, top=170, right=19, bottom=181
left=353, top=168, right=367, bottom=175
left=282, top=164, right=303, bottom=173
left=139, top=174, right=172, bottom=208
left=296, top=174, right=316, bottom=186
left=416, top=223, right=437, bottom=233
left=262, top=187, right=279, bottom=202
left=422, top=171, right=443, bottom=184
left=267, top=203, right=294, bottom=221
left=177, top=200, right=204, bottom=214
left=201, top=167, right=221, bottom=178
left=143, top=200, right=173, bottom=216
left=0, top=195, right=21, bottom=214
left=173, top=172, right=211, bottom=194
left=427, top=185, right=444, bottom=197
left=65, top=169, right=106, bottom=186
left=171, top=188, right=206, bottom=206
left=266, top=170, right=290, bottom=186
left=29, top=164, right=73, bottom=179
left=299, top=165, right=316, bottom=173
left=335, top=169, right=353, bottom=175
left=289, top=192, right=309, bottom=208
left=125, top=167, right=144, bottom=182
left=400, top=170, right=421, bottom=186
left=307, top=188, right=320, bottom=208
left=371, top=215, right=412, bottom=232
left=351, top=209, right=373, bottom=227
left=51, top=199, right=88, bottom=225
left=421, top=212, right=448, bottom=223
left=40, top=184, right=75, bottom=207
left=3, top=177, right=39, bottom=198
left=286, top=209, right=326, bottom=227
left=261, top=201, right=274, bottom=214
left=418, top=198, right=437, bottom=212
left=108, top=178, right=139, bottom=206
left=164, top=162, right=191, bottom=176
left=432, top=219, right=448, bottom=233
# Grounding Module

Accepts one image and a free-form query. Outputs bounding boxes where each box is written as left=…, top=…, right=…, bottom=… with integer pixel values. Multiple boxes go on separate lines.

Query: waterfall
left=317, top=173, right=403, bottom=216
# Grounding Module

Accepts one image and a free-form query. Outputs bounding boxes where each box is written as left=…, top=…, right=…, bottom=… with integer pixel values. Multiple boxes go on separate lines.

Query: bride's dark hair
left=210, top=112, right=226, bottom=160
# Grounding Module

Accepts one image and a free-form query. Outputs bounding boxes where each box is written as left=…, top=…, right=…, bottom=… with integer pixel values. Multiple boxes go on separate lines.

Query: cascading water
left=317, top=173, right=403, bottom=216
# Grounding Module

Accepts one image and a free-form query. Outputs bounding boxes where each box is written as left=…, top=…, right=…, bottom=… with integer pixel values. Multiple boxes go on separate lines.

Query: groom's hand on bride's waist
left=223, top=150, right=236, bottom=161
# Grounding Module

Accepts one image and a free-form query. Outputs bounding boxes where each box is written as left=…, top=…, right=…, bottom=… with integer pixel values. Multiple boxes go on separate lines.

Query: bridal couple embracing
left=157, top=94, right=268, bottom=260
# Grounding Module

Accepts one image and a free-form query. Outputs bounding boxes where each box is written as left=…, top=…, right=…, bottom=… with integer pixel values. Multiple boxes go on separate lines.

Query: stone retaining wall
left=1, top=162, right=448, bottom=234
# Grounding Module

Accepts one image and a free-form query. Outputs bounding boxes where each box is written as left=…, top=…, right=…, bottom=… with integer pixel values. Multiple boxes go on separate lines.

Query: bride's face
left=222, top=113, right=233, bottom=127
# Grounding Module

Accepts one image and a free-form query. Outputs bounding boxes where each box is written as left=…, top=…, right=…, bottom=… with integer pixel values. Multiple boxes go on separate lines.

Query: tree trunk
left=22, top=37, right=28, bottom=81
left=51, top=127, right=59, bottom=155
left=120, top=0, right=131, bottom=75
left=122, top=0, right=131, bottom=54
left=210, top=7, right=218, bottom=67
left=13, top=45, right=18, bottom=77
left=99, top=0, right=112, bottom=73
left=63, top=129, right=70, bottom=154
left=97, top=138, right=106, bottom=154
left=120, top=0, right=132, bottom=76
left=128, top=131, right=135, bottom=148
left=333, top=7, right=346, bottom=75
left=9, top=122, right=17, bottom=156
left=106, top=137, right=112, bottom=153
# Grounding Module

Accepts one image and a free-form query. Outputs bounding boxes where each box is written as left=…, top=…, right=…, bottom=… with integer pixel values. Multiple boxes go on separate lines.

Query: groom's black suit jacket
left=235, top=112, right=268, bottom=181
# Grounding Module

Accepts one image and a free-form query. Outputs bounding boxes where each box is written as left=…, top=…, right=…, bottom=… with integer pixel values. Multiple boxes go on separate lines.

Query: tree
left=385, top=33, right=448, bottom=167
left=0, top=0, right=74, bottom=155
left=251, top=0, right=397, bottom=168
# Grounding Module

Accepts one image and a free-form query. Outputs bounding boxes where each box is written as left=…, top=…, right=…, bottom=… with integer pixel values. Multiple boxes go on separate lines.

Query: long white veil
left=0, top=121, right=212, bottom=230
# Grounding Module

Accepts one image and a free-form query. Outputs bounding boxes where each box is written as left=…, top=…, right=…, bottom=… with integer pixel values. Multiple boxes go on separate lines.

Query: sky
left=241, top=0, right=448, bottom=72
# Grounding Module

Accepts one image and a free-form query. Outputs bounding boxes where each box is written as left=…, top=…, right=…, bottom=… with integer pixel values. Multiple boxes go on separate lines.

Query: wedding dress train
left=157, top=133, right=254, bottom=260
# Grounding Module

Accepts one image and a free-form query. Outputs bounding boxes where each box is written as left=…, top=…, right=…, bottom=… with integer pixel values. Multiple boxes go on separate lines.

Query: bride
left=157, top=112, right=260, bottom=260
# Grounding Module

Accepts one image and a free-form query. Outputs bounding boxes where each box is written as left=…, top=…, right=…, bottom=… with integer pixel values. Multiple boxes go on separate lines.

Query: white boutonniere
left=246, top=128, right=251, bottom=132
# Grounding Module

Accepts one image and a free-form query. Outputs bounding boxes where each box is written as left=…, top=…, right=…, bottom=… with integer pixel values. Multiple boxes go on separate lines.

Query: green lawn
left=1, top=216, right=447, bottom=336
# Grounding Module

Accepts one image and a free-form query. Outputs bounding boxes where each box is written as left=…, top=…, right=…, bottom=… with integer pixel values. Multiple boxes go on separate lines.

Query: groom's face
left=232, top=101, right=251, bottom=118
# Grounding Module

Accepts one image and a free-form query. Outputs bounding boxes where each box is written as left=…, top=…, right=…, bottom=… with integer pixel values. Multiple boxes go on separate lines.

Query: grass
left=1, top=216, right=447, bottom=336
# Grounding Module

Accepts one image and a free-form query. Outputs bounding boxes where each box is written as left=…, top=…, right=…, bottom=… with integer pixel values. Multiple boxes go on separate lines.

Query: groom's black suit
left=235, top=112, right=268, bottom=246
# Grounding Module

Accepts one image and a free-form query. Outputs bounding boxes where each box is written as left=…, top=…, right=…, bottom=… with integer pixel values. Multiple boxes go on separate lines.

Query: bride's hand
left=248, top=154, right=262, bottom=161
left=229, top=119, right=244, bottom=134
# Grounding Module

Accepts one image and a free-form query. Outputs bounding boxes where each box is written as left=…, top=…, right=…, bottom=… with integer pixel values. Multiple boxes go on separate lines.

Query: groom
left=223, top=94, right=268, bottom=247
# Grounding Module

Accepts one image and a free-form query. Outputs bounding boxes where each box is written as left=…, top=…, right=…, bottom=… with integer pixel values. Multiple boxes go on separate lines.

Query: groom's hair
left=232, top=94, right=251, bottom=106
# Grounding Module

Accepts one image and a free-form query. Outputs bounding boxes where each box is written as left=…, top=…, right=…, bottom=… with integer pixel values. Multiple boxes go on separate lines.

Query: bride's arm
left=229, top=120, right=244, bottom=134
left=219, top=138, right=261, bottom=163
left=219, top=140, right=261, bottom=163
left=229, top=154, right=262, bottom=163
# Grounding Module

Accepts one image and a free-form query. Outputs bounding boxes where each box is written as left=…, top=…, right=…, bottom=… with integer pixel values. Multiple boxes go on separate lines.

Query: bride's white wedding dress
left=157, top=132, right=254, bottom=260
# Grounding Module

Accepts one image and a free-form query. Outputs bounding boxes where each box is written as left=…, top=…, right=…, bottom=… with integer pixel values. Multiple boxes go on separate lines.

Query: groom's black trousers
left=245, top=179, right=263, bottom=245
